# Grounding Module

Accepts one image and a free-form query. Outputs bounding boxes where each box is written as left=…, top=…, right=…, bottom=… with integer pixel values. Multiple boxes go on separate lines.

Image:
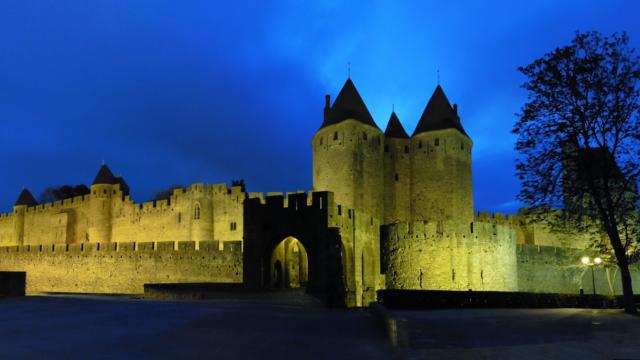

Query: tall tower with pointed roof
left=312, top=79, right=385, bottom=220
left=410, top=85, right=473, bottom=222
left=383, top=112, right=411, bottom=223
left=88, top=164, right=117, bottom=243
left=312, top=78, right=385, bottom=305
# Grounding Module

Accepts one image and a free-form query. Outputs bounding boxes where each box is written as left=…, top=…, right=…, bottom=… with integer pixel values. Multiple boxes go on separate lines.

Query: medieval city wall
left=0, top=183, right=244, bottom=246
left=0, top=240, right=242, bottom=295
left=517, top=244, right=640, bottom=295
left=383, top=217, right=518, bottom=292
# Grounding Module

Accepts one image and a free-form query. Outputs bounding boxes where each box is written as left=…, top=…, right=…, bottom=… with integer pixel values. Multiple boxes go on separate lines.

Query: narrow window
left=418, top=141, right=422, bottom=149
left=363, top=132, right=367, bottom=140
left=404, top=146, right=409, bottom=153
left=333, top=132, right=338, bottom=140
left=435, top=138, right=440, bottom=146
left=384, top=145, right=389, bottom=152
left=230, top=222, right=237, bottom=231
left=178, top=212, right=182, bottom=223
left=348, top=209, right=352, bottom=219
left=461, top=143, right=464, bottom=150
left=319, top=137, right=323, bottom=145
left=194, top=204, right=200, bottom=220
left=103, top=189, right=107, bottom=194
left=395, top=173, right=399, bottom=181
left=337, top=205, right=342, bottom=215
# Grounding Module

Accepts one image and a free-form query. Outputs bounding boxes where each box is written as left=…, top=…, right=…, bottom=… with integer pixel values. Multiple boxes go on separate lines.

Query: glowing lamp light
left=581, top=256, right=590, bottom=265
left=594, top=257, right=603, bottom=265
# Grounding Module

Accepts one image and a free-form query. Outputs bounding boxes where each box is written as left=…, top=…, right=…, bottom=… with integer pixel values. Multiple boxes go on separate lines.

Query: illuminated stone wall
left=0, top=240, right=242, bottom=294
left=382, top=219, right=518, bottom=291
left=517, top=244, right=640, bottom=295
left=410, top=129, right=474, bottom=223
left=312, top=119, right=385, bottom=222
left=0, top=183, right=245, bottom=247
left=383, top=137, right=410, bottom=224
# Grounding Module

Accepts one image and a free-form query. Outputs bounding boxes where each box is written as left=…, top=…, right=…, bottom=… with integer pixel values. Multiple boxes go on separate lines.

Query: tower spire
left=348, top=61, right=351, bottom=79
left=437, top=68, right=440, bottom=85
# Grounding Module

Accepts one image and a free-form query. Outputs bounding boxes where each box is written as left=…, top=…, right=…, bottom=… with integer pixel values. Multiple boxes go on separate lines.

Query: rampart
left=382, top=217, right=518, bottom=291
left=0, top=240, right=242, bottom=294
left=517, top=244, right=640, bottom=295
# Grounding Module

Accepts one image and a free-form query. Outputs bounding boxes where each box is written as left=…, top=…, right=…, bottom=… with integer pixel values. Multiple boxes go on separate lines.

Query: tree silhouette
left=514, top=31, right=640, bottom=314
left=39, top=184, right=90, bottom=203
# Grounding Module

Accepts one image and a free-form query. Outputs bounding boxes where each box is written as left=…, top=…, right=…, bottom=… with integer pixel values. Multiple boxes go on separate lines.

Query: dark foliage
left=39, top=184, right=90, bottom=203
left=513, top=31, right=640, bottom=313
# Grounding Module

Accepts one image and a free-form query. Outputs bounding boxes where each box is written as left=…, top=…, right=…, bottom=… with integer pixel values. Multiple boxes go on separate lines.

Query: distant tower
left=88, top=164, right=116, bottom=243
left=312, top=79, right=384, bottom=220
left=410, top=85, right=473, bottom=222
left=383, top=112, right=411, bottom=224
left=13, top=188, right=37, bottom=245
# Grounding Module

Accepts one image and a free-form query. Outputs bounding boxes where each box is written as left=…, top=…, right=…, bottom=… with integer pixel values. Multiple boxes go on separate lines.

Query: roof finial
left=437, top=68, right=440, bottom=85
left=392, top=103, right=395, bottom=112
left=102, top=159, right=105, bottom=166
left=348, top=61, right=351, bottom=79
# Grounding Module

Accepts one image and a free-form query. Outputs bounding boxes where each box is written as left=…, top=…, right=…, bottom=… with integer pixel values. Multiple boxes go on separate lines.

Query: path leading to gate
left=0, top=291, right=392, bottom=359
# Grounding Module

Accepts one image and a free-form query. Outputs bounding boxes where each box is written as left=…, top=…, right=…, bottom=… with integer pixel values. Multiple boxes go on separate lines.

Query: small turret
left=384, top=112, right=409, bottom=139
left=14, top=188, right=38, bottom=207
left=88, top=164, right=116, bottom=243
left=383, top=112, right=410, bottom=223
left=13, top=188, right=37, bottom=245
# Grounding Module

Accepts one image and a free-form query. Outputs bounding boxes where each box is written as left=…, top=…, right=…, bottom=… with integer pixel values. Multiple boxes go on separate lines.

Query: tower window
left=435, top=138, right=440, bottom=146
left=194, top=204, right=200, bottom=220
left=363, top=132, right=367, bottom=140
left=404, top=146, right=409, bottom=153
left=384, top=145, right=389, bottom=152
left=395, top=173, right=399, bottom=181
left=333, top=132, right=338, bottom=140
left=461, top=143, right=464, bottom=150
left=319, top=137, right=323, bottom=145
left=418, top=141, right=422, bottom=149
left=178, top=212, right=182, bottom=223
left=230, top=222, right=237, bottom=231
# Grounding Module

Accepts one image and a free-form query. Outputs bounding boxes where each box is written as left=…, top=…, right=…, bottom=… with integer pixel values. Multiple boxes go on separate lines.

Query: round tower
left=13, top=188, right=37, bottom=245
left=383, top=111, right=411, bottom=224
left=88, top=164, right=115, bottom=243
left=410, top=85, right=473, bottom=223
left=312, top=78, right=384, bottom=221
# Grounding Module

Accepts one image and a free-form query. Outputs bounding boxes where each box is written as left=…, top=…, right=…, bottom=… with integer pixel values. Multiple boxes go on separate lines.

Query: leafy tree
left=39, top=184, right=90, bottom=203
left=513, top=31, right=640, bottom=314
left=152, top=185, right=183, bottom=201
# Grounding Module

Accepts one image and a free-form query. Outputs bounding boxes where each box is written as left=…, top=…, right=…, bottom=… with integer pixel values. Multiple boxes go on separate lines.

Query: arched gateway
left=243, top=192, right=347, bottom=306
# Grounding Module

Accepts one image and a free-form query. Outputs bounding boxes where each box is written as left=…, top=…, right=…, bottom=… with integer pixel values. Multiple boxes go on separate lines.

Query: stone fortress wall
left=0, top=181, right=245, bottom=247
left=0, top=240, right=242, bottom=294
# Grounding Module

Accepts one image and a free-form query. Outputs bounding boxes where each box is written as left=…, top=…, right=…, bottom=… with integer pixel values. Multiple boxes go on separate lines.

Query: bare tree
left=513, top=31, right=640, bottom=314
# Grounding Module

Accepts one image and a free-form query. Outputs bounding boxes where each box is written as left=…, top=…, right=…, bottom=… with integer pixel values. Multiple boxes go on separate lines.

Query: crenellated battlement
left=0, top=240, right=242, bottom=255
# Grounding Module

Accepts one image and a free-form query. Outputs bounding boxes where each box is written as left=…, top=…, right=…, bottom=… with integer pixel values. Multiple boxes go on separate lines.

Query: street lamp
left=581, top=256, right=602, bottom=296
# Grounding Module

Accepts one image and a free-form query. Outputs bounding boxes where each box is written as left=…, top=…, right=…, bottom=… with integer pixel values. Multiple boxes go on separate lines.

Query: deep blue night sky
left=1, top=1, right=639, bottom=214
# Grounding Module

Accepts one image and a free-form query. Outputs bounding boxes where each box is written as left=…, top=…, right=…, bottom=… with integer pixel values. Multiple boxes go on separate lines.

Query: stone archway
left=270, top=236, right=309, bottom=289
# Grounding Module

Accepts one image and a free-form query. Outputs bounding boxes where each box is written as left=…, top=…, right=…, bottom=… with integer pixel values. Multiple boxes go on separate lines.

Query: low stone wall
left=0, top=240, right=242, bottom=295
left=517, top=244, right=640, bottom=295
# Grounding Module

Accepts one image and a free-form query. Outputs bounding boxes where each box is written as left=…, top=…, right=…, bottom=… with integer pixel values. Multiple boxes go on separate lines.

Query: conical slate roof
left=321, top=79, right=379, bottom=129
left=413, top=85, right=468, bottom=137
left=15, top=188, right=37, bottom=207
left=92, top=164, right=117, bottom=185
left=384, top=112, right=409, bottom=139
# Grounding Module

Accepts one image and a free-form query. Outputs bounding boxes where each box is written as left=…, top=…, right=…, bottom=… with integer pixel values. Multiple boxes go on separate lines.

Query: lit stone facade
left=0, top=78, right=638, bottom=306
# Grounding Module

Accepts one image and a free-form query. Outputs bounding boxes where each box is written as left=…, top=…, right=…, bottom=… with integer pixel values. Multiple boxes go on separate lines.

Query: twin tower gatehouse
left=0, top=78, right=636, bottom=307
